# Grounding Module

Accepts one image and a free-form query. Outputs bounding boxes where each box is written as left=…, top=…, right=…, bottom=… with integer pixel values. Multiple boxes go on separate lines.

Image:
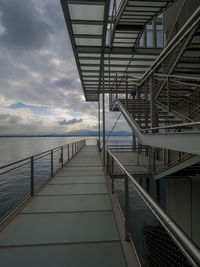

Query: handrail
left=166, top=0, right=187, bottom=43
left=112, top=99, right=200, bottom=155
left=142, top=121, right=200, bottom=132
left=112, top=99, right=200, bottom=133
left=139, top=6, right=200, bottom=85
left=107, top=149, right=200, bottom=266
left=0, top=139, right=86, bottom=222
left=110, top=6, right=200, bottom=89
left=0, top=141, right=85, bottom=171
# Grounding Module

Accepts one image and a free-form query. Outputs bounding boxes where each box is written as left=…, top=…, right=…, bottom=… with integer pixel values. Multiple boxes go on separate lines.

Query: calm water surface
left=0, top=136, right=171, bottom=265
left=0, top=136, right=132, bottom=219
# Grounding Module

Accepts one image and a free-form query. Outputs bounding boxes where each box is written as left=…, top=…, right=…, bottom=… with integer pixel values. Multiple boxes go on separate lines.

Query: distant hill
left=0, top=130, right=132, bottom=137
left=64, top=130, right=132, bottom=136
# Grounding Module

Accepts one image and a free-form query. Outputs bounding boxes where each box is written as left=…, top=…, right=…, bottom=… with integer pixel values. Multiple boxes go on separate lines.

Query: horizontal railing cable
left=107, top=149, right=200, bottom=266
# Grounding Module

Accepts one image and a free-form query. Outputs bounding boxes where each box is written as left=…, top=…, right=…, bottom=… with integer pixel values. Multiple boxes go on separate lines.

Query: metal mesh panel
left=114, top=178, right=193, bottom=267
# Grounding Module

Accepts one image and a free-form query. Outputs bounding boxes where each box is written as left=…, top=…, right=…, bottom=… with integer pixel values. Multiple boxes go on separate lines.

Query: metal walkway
left=0, top=145, right=127, bottom=267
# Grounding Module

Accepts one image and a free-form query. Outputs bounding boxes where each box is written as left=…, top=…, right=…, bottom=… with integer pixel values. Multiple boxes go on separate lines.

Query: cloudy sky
left=0, top=0, right=130, bottom=135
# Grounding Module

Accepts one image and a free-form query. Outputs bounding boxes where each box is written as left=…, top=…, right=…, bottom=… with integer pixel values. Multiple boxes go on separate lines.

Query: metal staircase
left=109, top=6, right=200, bottom=177
left=109, top=0, right=175, bottom=48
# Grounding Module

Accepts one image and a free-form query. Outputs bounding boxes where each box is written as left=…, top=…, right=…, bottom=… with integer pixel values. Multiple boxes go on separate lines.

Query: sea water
left=0, top=136, right=132, bottom=219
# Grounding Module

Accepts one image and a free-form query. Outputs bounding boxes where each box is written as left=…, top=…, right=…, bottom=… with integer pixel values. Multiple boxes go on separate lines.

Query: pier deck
left=0, top=145, right=127, bottom=267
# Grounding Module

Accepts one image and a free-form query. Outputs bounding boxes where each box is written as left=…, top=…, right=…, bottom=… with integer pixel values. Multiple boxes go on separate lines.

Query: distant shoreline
left=0, top=135, right=132, bottom=138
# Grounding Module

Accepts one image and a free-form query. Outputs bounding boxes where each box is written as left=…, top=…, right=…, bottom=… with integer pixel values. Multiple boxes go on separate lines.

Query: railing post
left=68, top=144, right=69, bottom=161
left=61, top=146, right=63, bottom=167
left=107, top=150, right=109, bottom=176
left=30, top=156, right=34, bottom=196
left=111, top=157, right=114, bottom=194
left=51, top=150, right=53, bottom=177
left=72, top=143, right=73, bottom=157
left=124, top=172, right=130, bottom=241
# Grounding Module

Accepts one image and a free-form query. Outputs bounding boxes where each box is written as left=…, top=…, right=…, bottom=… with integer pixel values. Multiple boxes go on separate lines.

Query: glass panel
left=104, top=60, right=129, bottom=65
left=84, top=81, right=98, bottom=85
left=115, top=33, right=138, bottom=38
left=82, top=72, right=99, bottom=76
left=127, top=67, right=148, bottom=72
left=78, top=53, right=100, bottom=58
left=81, top=66, right=100, bottom=71
left=68, top=4, right=104, bottom=21
left=156, top=24, right=163, bottom=30
left=123, top=11, right=155, bottom=16
left=109, top=54, right=132, bottom=59
left=130, top=61, right=152, bottom=66
left=114, top=38, right=136, bottom=43
left=129, top=1, right=167, bottom=7
left=146, top=24, right=153, bottom=29
left=75, top=38, right=101, bottom=46
left=104, top=66, right=126, bottom=71
left=79, top=59, right=100, bottom=64
left=85, top=86, right=99, bottom=89
left=119, top=21, right=144, bottom=25
left=83, top=77, right=98, bottom=80
left=146, top=31, right=153, bottom=47
left=134, top=54, right=157, bottom=59
left=72, top=24, right=103, bottom=35
left=157, top=31, right=163, bottom=47
left=139, top=33, right=144, bottom=47
left=113, top=43, right=133, bottom=47
left=126, top=7, right=160, bottom=11
left=121, top=15, right=151, bottom=20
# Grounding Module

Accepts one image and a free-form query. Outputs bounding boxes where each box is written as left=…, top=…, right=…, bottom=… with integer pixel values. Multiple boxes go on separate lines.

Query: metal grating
left=110, top=0, right=176, bottom=48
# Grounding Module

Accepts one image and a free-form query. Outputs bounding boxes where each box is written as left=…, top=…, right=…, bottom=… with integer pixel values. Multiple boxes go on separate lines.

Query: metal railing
left=109, top=6, right=200, bottom=133
left=106, top=148, right=200, bottom=266
left=0, top=140, right=86, bottom=221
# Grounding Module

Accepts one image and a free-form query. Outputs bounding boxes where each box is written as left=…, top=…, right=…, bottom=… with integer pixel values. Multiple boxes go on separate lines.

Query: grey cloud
left=9, top=116, right=22, bottom=124
left=0, top=114, right=10, bottom=120
left=53, top=77, right=79, bottom=89
left=0, top=114, right=22, bottom=124
left=57, top=118, right=83, bottom=126
left=0, top=0, right=52, bottom=50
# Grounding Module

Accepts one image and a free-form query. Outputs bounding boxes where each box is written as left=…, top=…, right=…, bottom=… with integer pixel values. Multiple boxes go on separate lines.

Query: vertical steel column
left=150, top=75, right=157, bottom=129
left=125, top=78, right=128, bottom=109
left=31, top=156, right=34, bottom=196
left=51, top=150, right=53, bottom=177
left=116, top=73, right=118, bottom=99
left=68, top=144, right=69, bottom=160
left=72, top=143, right=74, bottom=157
left=98, top=96, right=101, bottom=151
left=102, top=66, right=105, bottom=166
left=124, top=173, right=130, bottom=241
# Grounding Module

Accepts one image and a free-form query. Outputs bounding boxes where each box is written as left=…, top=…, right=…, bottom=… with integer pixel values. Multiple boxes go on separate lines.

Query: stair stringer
left=112, top=99, right=200, bottom=155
